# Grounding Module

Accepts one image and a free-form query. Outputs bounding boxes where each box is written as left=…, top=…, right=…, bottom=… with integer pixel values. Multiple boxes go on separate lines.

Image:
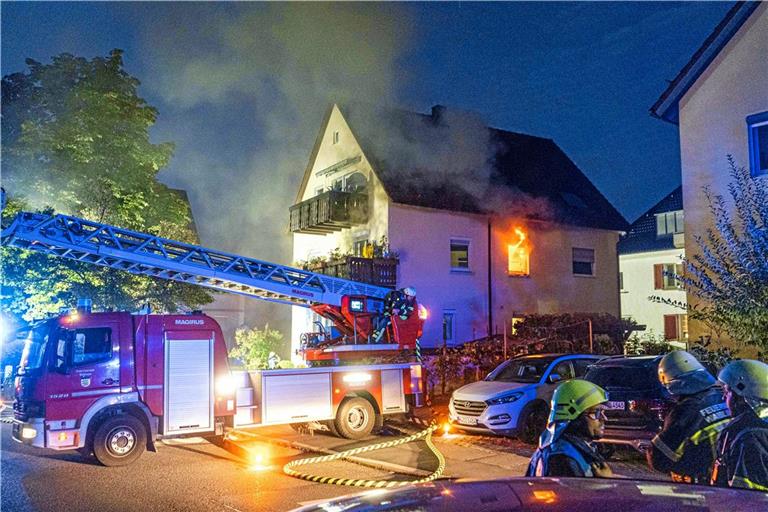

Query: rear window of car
left=585, top=364, right=659, bottom=390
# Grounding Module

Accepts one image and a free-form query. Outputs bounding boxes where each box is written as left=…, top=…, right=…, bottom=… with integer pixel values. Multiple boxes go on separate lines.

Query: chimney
left=431, top=104, right=446, bottom=123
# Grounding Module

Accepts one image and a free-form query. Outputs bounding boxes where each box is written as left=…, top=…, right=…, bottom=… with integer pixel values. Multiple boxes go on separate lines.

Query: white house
left=618, top=186, right=687, bottom=344
left=650, top=1, right=767, bottom=344
left=290, top=103, right=628, bottom=357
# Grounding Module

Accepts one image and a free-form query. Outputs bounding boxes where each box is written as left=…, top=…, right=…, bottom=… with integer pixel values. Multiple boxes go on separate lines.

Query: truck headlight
left=487, top=392, right=523, bottom=405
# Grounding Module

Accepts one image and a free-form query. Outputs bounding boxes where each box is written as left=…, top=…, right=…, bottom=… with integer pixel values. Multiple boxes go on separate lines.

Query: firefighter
left=647, top=350, right=729, bottom=484
left=526, top=379, right=613, bottom=478
left=372, top=287, right=416, bottom=343
left=711, top=359, right=768, bottom=490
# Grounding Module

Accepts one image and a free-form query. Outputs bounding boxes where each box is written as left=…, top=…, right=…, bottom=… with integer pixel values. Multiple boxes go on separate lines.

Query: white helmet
left=718, top=359, right=768, bottom=402
left=402, top=287, right=416, bottom=297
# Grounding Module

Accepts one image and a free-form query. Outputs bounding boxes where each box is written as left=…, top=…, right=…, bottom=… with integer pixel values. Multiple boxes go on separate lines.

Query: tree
left=1, top=50, right=213, bottom=320
left=229, top=325, right=285, bottom=369
left=654, top=157, right=768, bottom=352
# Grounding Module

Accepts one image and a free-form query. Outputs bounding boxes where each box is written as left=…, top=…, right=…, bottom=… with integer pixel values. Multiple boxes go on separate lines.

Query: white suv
left=449, top=353, right=602, bottom=443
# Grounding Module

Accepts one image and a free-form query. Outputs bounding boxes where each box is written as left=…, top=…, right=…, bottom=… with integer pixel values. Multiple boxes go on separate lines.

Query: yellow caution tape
left=283, top=423, right=446, bottom=488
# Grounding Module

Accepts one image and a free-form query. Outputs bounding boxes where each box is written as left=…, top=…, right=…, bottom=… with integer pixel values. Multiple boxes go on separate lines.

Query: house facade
left=618, top=187, right=687, bottom=344
left=650, top=2, right=767, bottom=343
left=291, top=104, right=627, bottom=358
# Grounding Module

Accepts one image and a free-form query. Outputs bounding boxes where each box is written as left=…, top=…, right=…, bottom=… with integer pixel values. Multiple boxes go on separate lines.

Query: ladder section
left=1, top=211, right=391, bottom=307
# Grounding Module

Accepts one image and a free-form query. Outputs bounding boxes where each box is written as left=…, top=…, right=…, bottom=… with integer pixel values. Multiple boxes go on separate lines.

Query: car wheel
left=92, top=415, right=146, bottom=467
left=519, top=403, right=548, bottom=445
left=334, top=397, right=375, bottom=440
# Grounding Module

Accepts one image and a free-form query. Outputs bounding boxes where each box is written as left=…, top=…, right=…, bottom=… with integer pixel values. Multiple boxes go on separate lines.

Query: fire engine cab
left=3, top=206, right=425, bottom=466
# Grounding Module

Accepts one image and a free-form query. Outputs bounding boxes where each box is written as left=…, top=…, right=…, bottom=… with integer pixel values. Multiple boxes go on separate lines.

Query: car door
left=537, top=359, right=575, bottom=402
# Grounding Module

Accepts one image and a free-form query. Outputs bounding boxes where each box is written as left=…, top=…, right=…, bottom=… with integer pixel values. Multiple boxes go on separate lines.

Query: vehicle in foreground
left=448, top=353, right=602, bottom=443
left=584, top=354, right=674, bottom=452
left=292, top=476, right=768, bottom=511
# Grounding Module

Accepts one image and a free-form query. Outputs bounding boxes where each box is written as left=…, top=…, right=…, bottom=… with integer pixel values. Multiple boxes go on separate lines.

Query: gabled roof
left=337, top=103, right=627, bottom=232
left=650, top=1, right=761, bottom=124
left=617, top=186, right=683, bottom=255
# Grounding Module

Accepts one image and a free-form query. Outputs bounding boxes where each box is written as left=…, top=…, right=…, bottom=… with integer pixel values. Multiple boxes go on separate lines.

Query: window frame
left=747, top=111, right=768, bottom=177
left=572, top=247, right=595, bottom=277
left=655, top=210, right=684, bottom=237
left=450, top=238, right=471, bottom=272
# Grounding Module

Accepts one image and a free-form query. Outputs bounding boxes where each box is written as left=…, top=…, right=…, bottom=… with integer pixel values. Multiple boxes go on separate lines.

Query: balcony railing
left=289, top=190, right=368, bottom=234
left=307, top=256, right=397, bottom=288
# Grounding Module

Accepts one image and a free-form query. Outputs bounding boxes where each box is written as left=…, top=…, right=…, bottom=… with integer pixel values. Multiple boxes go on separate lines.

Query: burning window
left=507, top=228, right=529, bottom=276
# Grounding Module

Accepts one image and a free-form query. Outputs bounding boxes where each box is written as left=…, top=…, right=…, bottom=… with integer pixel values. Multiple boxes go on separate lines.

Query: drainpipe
left=488, top=219, right=493, bottom=338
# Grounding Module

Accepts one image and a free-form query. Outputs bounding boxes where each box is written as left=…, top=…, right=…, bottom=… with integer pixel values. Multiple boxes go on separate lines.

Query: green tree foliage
left=1, top=50, right=213, bottom=320
left=654, top=158, right=768, bottom=352
left=229, top=325, right=284, bottom=369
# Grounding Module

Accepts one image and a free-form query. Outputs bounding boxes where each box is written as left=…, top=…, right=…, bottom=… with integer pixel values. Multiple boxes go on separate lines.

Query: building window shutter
left=654, top=264, right=664, bottom=290
left=664, top=315, right=678, bottom=340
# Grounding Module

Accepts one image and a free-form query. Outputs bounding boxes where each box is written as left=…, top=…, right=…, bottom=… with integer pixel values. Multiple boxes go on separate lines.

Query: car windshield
left=487, top=359, right=553, bottom=383
left=586, top=364, right=659, bottom=390
left=18, top=323, right=52, bottom=374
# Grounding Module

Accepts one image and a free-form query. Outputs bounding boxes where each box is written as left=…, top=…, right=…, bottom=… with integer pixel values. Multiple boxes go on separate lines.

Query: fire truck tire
left=334, top=397, right=375, bottom=440
left=92, top=415, right=146, bottom=467
left=323, top=420, right=340, bottom=437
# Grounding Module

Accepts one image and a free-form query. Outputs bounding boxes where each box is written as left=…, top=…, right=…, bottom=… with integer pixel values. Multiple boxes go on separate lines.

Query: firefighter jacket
left=526, top=432, right=603, bottom=478
left=712, top=409, right=768, bottom=491
left=383, top=291, right=414, bottom=321
left=649, top=386, right=728, bottom=483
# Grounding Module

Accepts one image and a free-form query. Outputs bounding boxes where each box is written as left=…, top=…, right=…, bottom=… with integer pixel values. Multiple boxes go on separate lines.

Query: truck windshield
left=487, top=359, right=553, bottom=383
left=18, top=324, right=51, bottom=374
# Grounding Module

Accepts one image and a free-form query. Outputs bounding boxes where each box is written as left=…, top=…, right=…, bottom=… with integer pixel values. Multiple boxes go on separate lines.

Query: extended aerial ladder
left=1, top=203, right=425, bottom=362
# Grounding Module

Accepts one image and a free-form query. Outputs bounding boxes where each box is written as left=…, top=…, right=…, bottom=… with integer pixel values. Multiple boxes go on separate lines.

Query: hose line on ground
left=282, top=423, right=446, bottom=488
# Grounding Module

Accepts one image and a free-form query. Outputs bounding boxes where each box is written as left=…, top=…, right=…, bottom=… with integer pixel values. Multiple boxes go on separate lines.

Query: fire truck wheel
left=92, top=415, right=146, bottom=467
left=334, top=397, right=375, bottom=439
left=323, top=420, right=340, bottom=437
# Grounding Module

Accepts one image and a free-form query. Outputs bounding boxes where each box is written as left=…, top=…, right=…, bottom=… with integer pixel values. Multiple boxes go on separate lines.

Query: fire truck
left=2, top=206, right=426, bottom=466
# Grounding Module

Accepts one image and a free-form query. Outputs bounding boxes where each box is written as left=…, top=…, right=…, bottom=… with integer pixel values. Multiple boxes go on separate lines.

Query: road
left=1, top=419, right=658, bottom=512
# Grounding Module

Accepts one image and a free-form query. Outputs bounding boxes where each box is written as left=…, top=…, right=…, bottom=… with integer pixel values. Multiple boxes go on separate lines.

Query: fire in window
left=507, top=228, right=530, bottom=276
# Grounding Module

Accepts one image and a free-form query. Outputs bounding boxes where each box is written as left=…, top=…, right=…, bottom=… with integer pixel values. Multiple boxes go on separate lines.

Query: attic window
left=747, top=112, right=768, bottom=177
left=560, top=192, right=586, bottom=209
left=333, top=131, right=340, bottom=144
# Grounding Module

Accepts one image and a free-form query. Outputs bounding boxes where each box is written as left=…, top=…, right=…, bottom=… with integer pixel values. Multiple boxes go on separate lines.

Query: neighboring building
left=290, top=103, right=627, bottom=356
left=618, top=187, right=687, bottom=345
left=650, top=1, right=767, bottom=343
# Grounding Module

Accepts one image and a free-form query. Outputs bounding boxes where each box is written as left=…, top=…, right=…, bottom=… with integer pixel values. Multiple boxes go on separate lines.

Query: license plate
left=605, top=401, right=625, bottom=410
left=456, top=414, right=478, bottom=426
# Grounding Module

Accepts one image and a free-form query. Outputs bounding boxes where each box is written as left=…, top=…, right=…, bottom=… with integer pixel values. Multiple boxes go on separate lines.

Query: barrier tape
left=283, top=423, right=446, bottom=488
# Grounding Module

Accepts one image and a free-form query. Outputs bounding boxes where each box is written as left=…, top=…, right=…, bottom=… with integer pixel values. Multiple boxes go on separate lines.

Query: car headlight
left=487, top=392, right=523, bottom=405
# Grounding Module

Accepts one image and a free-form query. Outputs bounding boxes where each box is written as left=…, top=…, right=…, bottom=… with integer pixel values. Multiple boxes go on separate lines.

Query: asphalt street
left=1, top=416, right=659, bottom=511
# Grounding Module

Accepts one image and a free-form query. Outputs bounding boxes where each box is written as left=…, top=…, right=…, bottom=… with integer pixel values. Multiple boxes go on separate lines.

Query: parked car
left=584, top=354, right=674, bottom=452
left=448, top=353, right=602, bottom=443
left=292, top=476, right=768, bottom=511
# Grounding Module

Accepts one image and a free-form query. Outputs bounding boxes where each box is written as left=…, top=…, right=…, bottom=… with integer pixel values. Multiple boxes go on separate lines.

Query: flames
left=507, top=227, right=530, bottom=276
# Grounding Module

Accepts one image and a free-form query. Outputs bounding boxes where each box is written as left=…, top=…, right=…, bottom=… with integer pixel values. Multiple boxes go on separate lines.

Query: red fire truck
left=2, top=208, right=425, bottom=466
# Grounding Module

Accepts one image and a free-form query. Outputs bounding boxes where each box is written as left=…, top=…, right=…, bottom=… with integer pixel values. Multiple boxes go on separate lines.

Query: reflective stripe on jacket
left=712, top=410, right=768, bottom=491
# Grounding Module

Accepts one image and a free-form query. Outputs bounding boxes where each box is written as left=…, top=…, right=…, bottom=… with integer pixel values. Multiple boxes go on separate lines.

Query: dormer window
left=656, top=210, right=684, bottom=237
left=333, top=131, right=340, bottom=144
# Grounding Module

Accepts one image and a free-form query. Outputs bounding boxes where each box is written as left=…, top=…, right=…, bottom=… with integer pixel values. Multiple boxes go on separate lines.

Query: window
left=573, top=359, right=597, bottom=378
left=315, top=187, right=324, bottom=196
left=332, top=131, right=340, bottom=144
left=442, top=311, right=455, bottom=344
left=656, top=210, right=684, bottom=236
left=550, top=361, right=574, bottom=381
left=748, top=112, right=768, bottom=177
left=450, top=240, right=470, bottom=270
left=619, top=272, right=624, bottom=291
left=71, top=327, right=112, bottom=365
left=572, top=248, right=594, bottom=276
left=507, top=228, right=530, bottom=276
left=654, top=263, right=684, bottom=290
left=344, top=172, right=367, bottom=192
left=353, top=239, right=368, bottom=257
left=664, top=314, right=688, bottom=341
left=332, top=178, right=343, bottom=191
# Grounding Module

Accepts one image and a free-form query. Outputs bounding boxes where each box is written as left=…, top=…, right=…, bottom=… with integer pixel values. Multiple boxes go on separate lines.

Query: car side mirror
left=548, top=373, right=562, bottom=384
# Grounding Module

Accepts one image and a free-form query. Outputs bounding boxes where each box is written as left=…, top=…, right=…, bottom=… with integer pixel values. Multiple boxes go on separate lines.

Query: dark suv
left=584, top=355, right=674, bottom=452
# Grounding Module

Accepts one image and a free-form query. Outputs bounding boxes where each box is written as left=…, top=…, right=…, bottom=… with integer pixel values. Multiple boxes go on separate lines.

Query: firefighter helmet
left=718, top=359, right=768, bottom=402
left=402, top=287, right=416, bottom=297
left=658, top=350, right=716, bottom=395
left=549, top=379, right=608, bottom=423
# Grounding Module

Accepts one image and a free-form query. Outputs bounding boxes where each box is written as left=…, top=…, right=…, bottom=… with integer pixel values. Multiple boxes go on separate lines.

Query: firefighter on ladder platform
left=372, top=287, right=416, bottom=343
left=647, top=350, right=729, bottom=484
left=712, top=359, right=768, bottom=491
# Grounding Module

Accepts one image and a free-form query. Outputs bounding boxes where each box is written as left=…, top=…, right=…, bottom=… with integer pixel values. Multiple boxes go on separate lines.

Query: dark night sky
left=2, top=2, right=732, bottom=255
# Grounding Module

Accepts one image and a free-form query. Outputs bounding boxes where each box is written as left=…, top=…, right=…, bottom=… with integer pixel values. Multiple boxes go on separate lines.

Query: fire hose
left=282, top=423, right=446, bottom=488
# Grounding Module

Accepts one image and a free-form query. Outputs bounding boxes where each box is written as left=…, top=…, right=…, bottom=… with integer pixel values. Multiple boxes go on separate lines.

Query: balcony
left=289, top=190, right=368, bottom=234
left=306, top=256, right=398, bottom=288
